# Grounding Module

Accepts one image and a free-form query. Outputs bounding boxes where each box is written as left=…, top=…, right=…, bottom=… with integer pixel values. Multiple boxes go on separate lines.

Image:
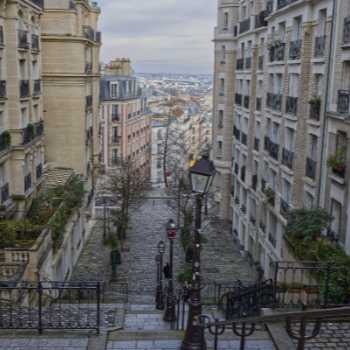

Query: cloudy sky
left=97, top=0, right=216, bottom=74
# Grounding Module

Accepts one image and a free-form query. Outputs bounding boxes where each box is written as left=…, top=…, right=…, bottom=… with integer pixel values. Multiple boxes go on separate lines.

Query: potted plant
left=263, top=186, right=275, bottom=206
left=2, top=130, right=11, bottom=147
left=327, top=147, right=346, bottom=175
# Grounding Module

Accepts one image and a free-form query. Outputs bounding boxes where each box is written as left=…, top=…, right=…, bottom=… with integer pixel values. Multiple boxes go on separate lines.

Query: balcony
left=241, top=166, right=246, bottom=182
left=282, top=148, right=294, bottom=169
left=24, top=173, right=32, bottom=192
left=277, top=0, right=298, bottom=10
left=86, top=95, right=93, bottom=109
left=33, top=79, right=41, bottom=96
left=20, top=80, right=30, bottom=98
left=280, top=199, right=290, bottom=219
left=241, top=132, right=247, bottom=146
left=235, top=93, right=242, bottom=106
left=1, top=183, right=9, bottom=204
left=337, top=90, right=350, bottom=115
left=252, top=174, right=258, bottom=191
left=266, top=93, right=282, bottom=111
left=31, top=34, right=39, bottom=51
left=286, top=96, right=298, bottom=115
left=343, top=16, right=350, bottom=44
left=245, top=57, right=252, bottom=70
left=254, top=138, right=260, bottom=151
left=36, top=163, right=43, bottom=180
left=0, top=131, right=11, bottom=152
left=309, top=97, right=321, bottom=120
left=255, top=11, right=267, bottom=29
left=256, top=97, right=262, bottom=111
left=258, top=56, right=264, bottom=70
left=0, top=80, right=6, bottom=99
left=305, top=157, right=317, bottom=180
left=239, top=18, right=251, bottom=34
left=289, top=40, right=302, bottom=60
left=314, top=36, right=326, bottom=57
left=22, top=121, right=43, bottom=145
left=270, top=43, right=285, bottom=62
left=236, top=58, right=244, bottom=70
left=243, top=95, right=250, bottom=109
left=269, top=141, right=279, bottom=160
left=85, top=63, right=92, bottom=74
left=18, top=30, right=29, bottom=49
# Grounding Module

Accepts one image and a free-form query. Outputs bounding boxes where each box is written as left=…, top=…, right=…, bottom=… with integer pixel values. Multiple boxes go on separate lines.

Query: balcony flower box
left=263, top=186, right=275, bottom=206
left=327, top=148, right=346, bottom=178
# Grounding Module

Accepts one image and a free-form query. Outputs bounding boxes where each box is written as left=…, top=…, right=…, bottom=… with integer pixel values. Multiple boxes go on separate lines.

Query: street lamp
left=156, top=240, right=165, bottom=310
left=182, top=154, right=216, bottom=350
left=164, top=219, right=177, bottom=322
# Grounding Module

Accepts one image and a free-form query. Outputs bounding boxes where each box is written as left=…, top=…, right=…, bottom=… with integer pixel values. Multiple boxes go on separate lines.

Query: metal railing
left=236, top=58, right=244, bottom=70
left=255, top=11, right=267, bottom=29
left=18, top=30, right=29, bottom=49
left=235, top=93, right=242, bottom=106
left=337, top=90, right=350, bottom=114
left=289, top=40, right=302, bottom=60
left=233, top=126, right=241, bottom=140
left=314, top=35, right=326, bottom=57
left=305, top=157, right=317, bottom=179
left=343, top=16, right=350, bottom=44
left=286, top=96, right=298, bottom=115
left=282, top=148, right=294, bottom=169
left=239, top=18, right=250, bottom=34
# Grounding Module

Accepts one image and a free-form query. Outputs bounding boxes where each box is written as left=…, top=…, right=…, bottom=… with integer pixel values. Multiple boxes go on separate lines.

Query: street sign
left=167, top=228, right=177, bottom=239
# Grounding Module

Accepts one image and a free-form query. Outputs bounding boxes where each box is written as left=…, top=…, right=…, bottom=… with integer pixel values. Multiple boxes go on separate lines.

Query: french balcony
left=256, top=97, right=262, bottom=111
left=282, top=148, right=294, bottom=170
left=20, top=80, right=30, bottom=98
left=245, top=57, right=252, bottom=70
left=286, top=96, right=298, bottom=115
left=255, top=11, right=267, bottom=29
left=85, top=63, right=92, bottom=74
left=1, top=183, right=9, bottom=204
left=239, top=18, right=251, bottom=34
left=235, top=93, right=242, bottom=106
left=289, top=40, right=302, bottom=60
left=86, top=95, right=93, bottom=109
left=241, top=132, right=247, bottom=146
left=241, top=166, right=246, bottom=182
left=22, top=120, right=44, bottom=145
left=337, top=90, right=350, bottom=115
left=343, top=16, right=350, bottom=44
left=309, top=98, right=321, bottom=120
left=0, top=131, right=10, bottom=152
left=36, top=163, right=43, bottom=180
left=254, top=137, right=260, bottom=151
left=306, top=157, right=317, bottom=180
left=33, top=79, right=41, bottom=96
left=243, top=95, right=250, bottom=109
left=0, top=80, right=6, bottom=99
left=18, top=30, right=29, bottom=49
left=24, top=173, right=32, bottom=192
left=270, top=43, right=285, bottom=62
left=269, top=141, right=279, bottom=161
left=258, top=56, right=264, bottom=70
left=266, top=92, right=282, bottom=111
left=236, top=58, right=244, bottom=70
left=252, top=174, right=258, bottom=191
left=234, top=163, right=239, bottom=175
left=31, top=34, right=39, bottom=51
left=314, top=36, right=326, bottom=57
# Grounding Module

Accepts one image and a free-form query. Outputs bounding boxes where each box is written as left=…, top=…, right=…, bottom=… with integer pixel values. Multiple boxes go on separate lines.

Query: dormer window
left=110, top=82, right=118, bottom=98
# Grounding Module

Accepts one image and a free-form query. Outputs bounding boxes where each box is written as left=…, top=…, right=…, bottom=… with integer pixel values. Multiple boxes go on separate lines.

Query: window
left=271, top=122, right=279, bottom=143
left=33, top=105, right=38, bottom=122
left=112, top=149, right=118, bottom=164
left=110, top=82, right=118, bottom=98
left=278, top=22, right=286, bottom=42
left=285, top=128, right=295, bottom=150
left=276, top=74, right=283, bottom=95
left=288, top=74, right=300, bottom=97
left=282, top=179, right=292, bottom=203
left=157, top=129, right=163, bottom=140
left=220, top=78, right=225, bottom=94
left=303, top=192, right=314, bottom=209
left=221, top=45, right=226, bottom=62
left=157, top=158, right=162, bottom=169
left=336, top=131, right=347, bottom=151
left=318, top=9, right=327, bottom=36
left=218, top=110, right=224, bottom=128
left=269, top=213, right=277, bottom=247
left=112, top=105, right=119, bottom=119
left=21, top=107, right=27, bottom=127
left=112, top=127, right=118, bottom=143
left=32, top=60, right=38, bottom=79
left=292, top=16, right=302, bottom=41
left=0, top=111, right=4, bottom=133
left=0, top=164, right=5, bottom=185
left=330, top=199, right=343, bottom=243
left=218, top=140, right=223, bottom=153
left=19, top=59, right=26, bottom=79
left=309, top=134, right=318, bottom=160
left=223, top=12, right=229, bottom=28
left=314, top=74, right=324, bottom=97
left=269, top=169, right=277, bottom=191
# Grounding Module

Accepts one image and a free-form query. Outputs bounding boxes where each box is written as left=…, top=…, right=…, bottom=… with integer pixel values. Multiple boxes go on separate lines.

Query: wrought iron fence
left=0, top=281, right=101, bottom=334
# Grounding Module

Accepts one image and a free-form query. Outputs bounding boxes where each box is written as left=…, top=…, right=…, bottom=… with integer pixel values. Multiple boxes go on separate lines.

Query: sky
left=97, top=0, right=217, bottom=74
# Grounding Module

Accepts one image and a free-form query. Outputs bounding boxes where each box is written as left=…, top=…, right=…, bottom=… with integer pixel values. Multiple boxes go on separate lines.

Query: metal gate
left=0, top=281, right=101, bottom=334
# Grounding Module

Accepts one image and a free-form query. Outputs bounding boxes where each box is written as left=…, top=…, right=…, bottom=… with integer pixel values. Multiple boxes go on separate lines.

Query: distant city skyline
left=98, top=0, right=216, bottom=74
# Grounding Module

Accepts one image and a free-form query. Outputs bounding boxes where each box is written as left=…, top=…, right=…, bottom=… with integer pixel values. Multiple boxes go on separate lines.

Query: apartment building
left=41, top=0, right=101, bottom=187
left=213, top=0, right=335, bottom=276
left=0, top=0, right=44, bottom=217
left=100, top=59, right=151, bottom=177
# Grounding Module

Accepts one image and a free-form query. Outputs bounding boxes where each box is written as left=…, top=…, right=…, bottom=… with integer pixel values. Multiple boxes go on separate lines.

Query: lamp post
left=156, top=240, right=165, bottom=310
left=182, top=154, right=216, bottom=350
left=164, top=219, right=177, bottom=322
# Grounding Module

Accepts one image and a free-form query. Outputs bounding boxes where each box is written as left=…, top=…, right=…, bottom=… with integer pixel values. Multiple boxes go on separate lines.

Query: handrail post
left=38, top=281, right=43, bottom=334
left=96, top=282, right=101, bottom=335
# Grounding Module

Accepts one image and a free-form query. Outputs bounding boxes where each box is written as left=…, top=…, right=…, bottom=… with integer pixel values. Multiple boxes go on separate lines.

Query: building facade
left=212, top=0, right=337, bottom=276
left=41, top=0, right=101, bottom=187
left=100, top=59, right=151, bottom=177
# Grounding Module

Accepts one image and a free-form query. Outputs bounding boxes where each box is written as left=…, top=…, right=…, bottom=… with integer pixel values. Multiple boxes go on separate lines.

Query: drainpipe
left=317, top=0, right=337, bottom=207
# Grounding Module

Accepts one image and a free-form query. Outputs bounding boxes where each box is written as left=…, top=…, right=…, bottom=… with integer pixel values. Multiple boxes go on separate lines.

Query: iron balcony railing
left=289, top=40, right=302, bottom=60
left=282, top=148, right=294, bottom=169
left=31, top=34, right=39, bottom=51
left=314, top=35, right=326, bottom=57
left=0, top=80, right=6, bottom=99
left=112, top=113, right=120, bottom=122
left=270, top=43, right=285, bottom=62
left=241, top=166, right=246, bottom=182
left=33, top=79, right=41, bottom=96
left=256, top=97, right=262, bottom=111
left=254, top=137, right=260, bottom=151
left=343, top=16, right=350, bottom=44
left=266, top=92, right=282, bottom=111
left=0, top=131, right=10, bottom=152
left=245, top=57, right=252, bottom=69
left=20, top=80, right=30, bottom=98
left=243, top=95, right=250, bottom=109
left=18, top=30, right=29, bottom=49
left=241, top=132, right=247, bottom=145
left=337, top=90, right=350, bottom=114
left=252, top=174, right=258, bottom=191
left=286, top=96, right=298, bottom=115
left=277, top=0, right=298, bottom=10
left=236, top=58, right=244, bottom=70
left=239, top=18, right=250, bottom=34
left=235, top=93, right=242, bottom=106
left=1, top=183, right=9, bottom=204
left=255, top=11, right=267, bottom=29
left=258, top=55, right=264, bottom=70
left=306, top=157, right=317, bottom=179
left=280, top=198, right=290, bottom=219
left=269, top=141, right=279, bottom=160
left=24, top=173, right=32, bottom=192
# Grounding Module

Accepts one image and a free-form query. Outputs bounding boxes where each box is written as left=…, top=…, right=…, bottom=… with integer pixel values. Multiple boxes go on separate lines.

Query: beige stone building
left=41, top=0, right=101, bottom=188
left=0, top=0, right=45, bottom=217
left=212, top=0, right=336, bottom=276
left=100, top=59, right=151, bottom=177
